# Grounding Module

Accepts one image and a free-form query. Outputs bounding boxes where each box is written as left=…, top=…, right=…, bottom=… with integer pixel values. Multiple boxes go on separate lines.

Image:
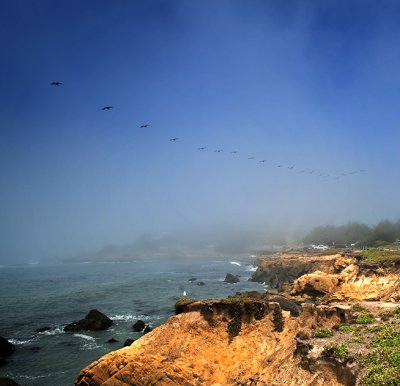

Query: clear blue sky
left=1, top=0, right=400, bottom=263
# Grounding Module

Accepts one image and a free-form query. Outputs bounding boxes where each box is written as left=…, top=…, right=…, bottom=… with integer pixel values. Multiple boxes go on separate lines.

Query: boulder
left=0, top=337, right=14, bottom=361
left=34, top=326, right=51, bottom=333
left=224, top=273, right=240, bottom=284
left=107, top=338, right=118, bottom=344
left=197, top=281, right=205, bottom=286
left=188, top=277, right=197, bottom=282
left=64, top=309, right=113, bottom=332
left=132, top=320, right=146, bottom=332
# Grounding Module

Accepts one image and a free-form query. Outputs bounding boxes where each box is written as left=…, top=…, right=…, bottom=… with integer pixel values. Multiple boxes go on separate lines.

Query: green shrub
left=322, top=343, right=351, bottom=360
left=272, top=305, right=284, bottom=332
left=227, top=317, right=242, bottom=339
left=355, top=314, right=375, bottom=324
left=338, top=325, right=358, bottom=332
left=313, top=329, right=334, bottom=338
left=361, top=324, right=400, bottom=385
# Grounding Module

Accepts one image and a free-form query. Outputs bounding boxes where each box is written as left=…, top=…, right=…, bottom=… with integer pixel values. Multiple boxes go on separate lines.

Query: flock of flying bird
left=50, top=81, right=366, bottom=180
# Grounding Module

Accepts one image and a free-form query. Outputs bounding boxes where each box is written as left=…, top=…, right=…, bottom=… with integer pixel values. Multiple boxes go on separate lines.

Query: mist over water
left=0, top=2, right=400, bottom=264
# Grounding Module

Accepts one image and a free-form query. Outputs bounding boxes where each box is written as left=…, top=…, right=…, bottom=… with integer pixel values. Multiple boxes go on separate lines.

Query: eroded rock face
left=75, top=253, right=400, bottom=386
left=75, top=298, right=356, bottom=386
left=64, top=309, right=113, bottom=332
left=251, top=252, right=340, bottom=290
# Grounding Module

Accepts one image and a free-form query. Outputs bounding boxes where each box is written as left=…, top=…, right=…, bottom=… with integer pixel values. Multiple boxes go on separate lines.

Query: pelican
left=169, top=137, right=179, bottom=141
left=248, top=156, right=255, bottom=160
left=50, top=81, right=62, bottom=86
left=230, top=151, right=238, bottom=154
left=140, top=124, right=150, bottom=128
left=288, top=165, right=294, bottom=170
left=214, top=149, right=223, bottom=153
left=101, top=106, right=113, bottom=110
left=259, top=160, right=267, bottom=163
left=197, top=147, right=206, bottom=150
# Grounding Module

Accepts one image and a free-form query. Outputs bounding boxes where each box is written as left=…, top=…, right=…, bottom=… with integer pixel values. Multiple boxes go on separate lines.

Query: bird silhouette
left=230, top=151, right=238, bottom=154
left=140, top=124, right=150, bottom=128
left=169, top=138, right=179, bottom=141
left=101, top=106, right=113, bottom=110
left=50, top=82, right=62, bottom=86
left=248, top=156, right=255, bottom=160
left=259, top=160, right=267, bottom=163
left=197, top=147, right=206, bottom=150
left=288, top=165, right=294, bottom=170
left=214, top=149, right=223, bottom=153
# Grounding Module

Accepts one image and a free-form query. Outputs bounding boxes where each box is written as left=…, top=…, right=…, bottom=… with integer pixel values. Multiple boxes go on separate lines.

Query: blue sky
left=1, top=0, right=400, bottom=263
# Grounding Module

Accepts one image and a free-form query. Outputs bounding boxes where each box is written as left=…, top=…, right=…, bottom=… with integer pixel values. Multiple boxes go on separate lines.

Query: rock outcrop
left=0, top=337, right=14, bottom=363
left=64, top=309, right=113, bottom=332
left=224, top=273, right=240, bottom=283
left=76, top=253, right=400, bottom=386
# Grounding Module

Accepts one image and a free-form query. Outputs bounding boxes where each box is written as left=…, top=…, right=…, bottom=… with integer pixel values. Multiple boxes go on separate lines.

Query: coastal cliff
left=76, top=252, right=400, bottom=386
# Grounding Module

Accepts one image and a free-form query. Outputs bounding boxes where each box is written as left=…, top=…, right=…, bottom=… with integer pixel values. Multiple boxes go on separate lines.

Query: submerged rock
left=224, top=273, right=240, bottom=283
left=123, top=339, right=134, bottom=347
left=64, top=309, right=113, bottom=332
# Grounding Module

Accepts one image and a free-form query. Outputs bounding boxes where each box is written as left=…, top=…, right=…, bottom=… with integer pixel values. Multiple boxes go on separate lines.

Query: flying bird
left=197, top=147, right=206, bottom=150
left=101, top=106, right=113, bottom=110
left=248, top=156, right=255, bottom=160
left=140, top=124, right=150, bottom=128
left=259, top=160, right=267, bottom=163
left=50, top=81, right=62, bottom=86
left=214, top=149, right=223, bottom=153
left=288, top=165, right=294, bottom=170
left=230, top=151, right=238, bottom=154
left=169, top=137, right=179, bottom=141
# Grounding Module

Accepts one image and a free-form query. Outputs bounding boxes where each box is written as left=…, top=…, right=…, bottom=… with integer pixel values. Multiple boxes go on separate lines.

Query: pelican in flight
left=169, top=137, right=179, bottom=141
left=259, top=159, right=267, bottom=163
left=288, top=165, right=294, bottom=170
left=214, top=149, right=223, bottom=153
left=197, top=147, right=206, bottom=150
left=50, top=81, right=62, bottom=86
left=101, top=106, right=113, bottom=110
left=140, top=124, right=150, bottom=128
left=248, top=156, right=255, bottom=160
left=231, top=151, right=238, bottom=154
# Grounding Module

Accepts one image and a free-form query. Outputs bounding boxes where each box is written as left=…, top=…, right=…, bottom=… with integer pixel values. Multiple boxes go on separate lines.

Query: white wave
left=73, top=333, right=95, bottom=341
left=245, top=264, right=257, bottom=272
left=230, top=261, right=241, bottom=266
left=110, top=313, right=151, bottom=321
left=9, top=338, right=35, bottom=345
left=38, top=327, right=64, bottom=336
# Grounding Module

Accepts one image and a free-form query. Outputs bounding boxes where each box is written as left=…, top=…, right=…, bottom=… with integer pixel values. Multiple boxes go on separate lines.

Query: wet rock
left=188, top=277, right=197, bottom=282
left=0, top=337, right=14, bottom=362
left=132, top=320, right=145, bottom=332
left=107, top=338, right=118, bottom=344
left=143, top=325, right=152, bottom=334
left=124, top=339, right=134, bottom=347
left=197, top=281, right=205, bottom=286
left=224, top=273, right=240, bottom=284
left=64, top=309, right=113, bottom=332
left=0, top=378, right=22, bottom=386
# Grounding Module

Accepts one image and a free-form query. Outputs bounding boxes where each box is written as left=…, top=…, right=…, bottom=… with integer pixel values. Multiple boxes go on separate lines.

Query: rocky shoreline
left=75, top=251, right=399, bottom=386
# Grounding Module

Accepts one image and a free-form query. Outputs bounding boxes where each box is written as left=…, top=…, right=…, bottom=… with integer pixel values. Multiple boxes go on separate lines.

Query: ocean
left=0, top=259, right=264, bottom=385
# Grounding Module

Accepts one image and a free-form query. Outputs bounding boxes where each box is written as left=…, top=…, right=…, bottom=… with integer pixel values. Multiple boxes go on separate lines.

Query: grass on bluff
left=358, top=246, right=400, bottom=264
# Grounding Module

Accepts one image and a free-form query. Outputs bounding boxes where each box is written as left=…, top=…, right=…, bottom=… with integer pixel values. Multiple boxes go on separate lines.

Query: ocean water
left=0, top=259, right=264, bottom=385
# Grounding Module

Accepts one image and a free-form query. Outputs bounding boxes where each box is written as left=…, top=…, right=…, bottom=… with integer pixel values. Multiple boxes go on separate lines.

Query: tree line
left=303, top=220, right=400, bottom=247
